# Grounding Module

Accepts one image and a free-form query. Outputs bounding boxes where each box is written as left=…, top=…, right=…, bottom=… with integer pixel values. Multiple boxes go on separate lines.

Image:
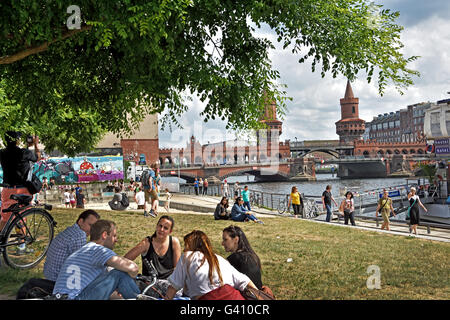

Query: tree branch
left=0, top=25, right=92, bottom=65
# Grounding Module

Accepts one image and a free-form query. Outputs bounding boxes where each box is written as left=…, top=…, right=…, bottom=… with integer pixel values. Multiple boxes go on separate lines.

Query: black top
left=142, top=235, right=175, bottom=279
left=227, top=251, right=263, bottom=290
left=322, top=190, right=332, bottom=206
left=0, top=146, right=38, bottom=186
left=76, top=194, right=85, bottom=206
left=214, top=203, right=229, bottom=220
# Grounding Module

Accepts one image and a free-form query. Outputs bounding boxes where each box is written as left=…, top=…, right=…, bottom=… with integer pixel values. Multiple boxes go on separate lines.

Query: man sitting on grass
left=16, top=210, right=100, bottom=299
left=52, top=219, right=140, bottom=300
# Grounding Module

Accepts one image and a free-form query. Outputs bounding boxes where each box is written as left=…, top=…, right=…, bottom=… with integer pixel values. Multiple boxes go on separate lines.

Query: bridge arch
left=299, top=148, right=340, bottom=159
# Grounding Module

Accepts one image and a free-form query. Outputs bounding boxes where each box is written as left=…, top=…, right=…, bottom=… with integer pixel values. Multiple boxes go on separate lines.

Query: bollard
left=376, top=215, right=379, bottom=227
left=427, top=226, right=430, bottom=234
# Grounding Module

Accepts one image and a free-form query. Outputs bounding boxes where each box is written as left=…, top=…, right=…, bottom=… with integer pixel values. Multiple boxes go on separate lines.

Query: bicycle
left=250, top=193, right=262, bottom=208
left=277, top=196, right=289, bottom=214
left=0, top=189, right=56, bottom=269
left=303, top=198, right=321, bottom=219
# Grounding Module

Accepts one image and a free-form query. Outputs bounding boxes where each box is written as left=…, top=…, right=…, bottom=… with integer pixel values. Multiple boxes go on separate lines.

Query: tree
left=0, top=0, right=419, bottom=156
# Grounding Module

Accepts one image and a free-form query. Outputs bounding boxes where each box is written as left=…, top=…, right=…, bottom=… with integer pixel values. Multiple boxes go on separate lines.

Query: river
left=165, top=174, right=410, bottom=198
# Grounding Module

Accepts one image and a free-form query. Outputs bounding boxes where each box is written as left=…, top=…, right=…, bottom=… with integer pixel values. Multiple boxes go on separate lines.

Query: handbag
left=24, top=162, right=42, bottom=194
left=241, top=286, right=275, bottom=300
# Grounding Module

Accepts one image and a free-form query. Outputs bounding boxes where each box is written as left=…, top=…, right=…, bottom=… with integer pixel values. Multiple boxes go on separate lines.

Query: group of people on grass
left=17, top=211, right=273, bottom=300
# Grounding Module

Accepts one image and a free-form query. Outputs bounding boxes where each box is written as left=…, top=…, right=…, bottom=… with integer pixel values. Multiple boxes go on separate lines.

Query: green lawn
left=1, top=208, right=449, bottom=299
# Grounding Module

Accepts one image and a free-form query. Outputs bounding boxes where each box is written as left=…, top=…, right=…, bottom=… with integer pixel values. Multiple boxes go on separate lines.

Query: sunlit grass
left=1, top=208, right=449, bottom=299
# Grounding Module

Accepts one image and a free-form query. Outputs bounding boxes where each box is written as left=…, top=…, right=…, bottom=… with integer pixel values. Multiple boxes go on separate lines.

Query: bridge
left=158, top=159, right=315, bottom=183
left=289, top=140, right=354, bottom=158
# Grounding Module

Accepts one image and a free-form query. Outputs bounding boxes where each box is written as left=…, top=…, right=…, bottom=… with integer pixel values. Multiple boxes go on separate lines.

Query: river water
left=165, top=174, right=409, bottom=199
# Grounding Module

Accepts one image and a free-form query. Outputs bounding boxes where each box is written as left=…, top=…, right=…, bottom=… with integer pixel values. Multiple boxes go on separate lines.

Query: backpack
left=121, top=193, right=130, bottom=207
left=141, top=169, right=150, bottom=188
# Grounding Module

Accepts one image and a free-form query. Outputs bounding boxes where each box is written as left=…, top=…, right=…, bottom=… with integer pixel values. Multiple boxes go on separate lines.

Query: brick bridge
left=159, top=159, right=315, bottom=183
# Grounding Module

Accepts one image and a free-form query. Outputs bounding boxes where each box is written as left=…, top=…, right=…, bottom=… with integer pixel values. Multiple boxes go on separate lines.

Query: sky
left=158, top=0, right=450, bottom=148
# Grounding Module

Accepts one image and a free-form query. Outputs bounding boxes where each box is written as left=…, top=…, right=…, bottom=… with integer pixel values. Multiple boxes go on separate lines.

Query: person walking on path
left=69, top=188, right=76, bottom=208
left=241, top=186, right=251, bottom=211
left=222, top=180, right=230, bottom=198
left=407, top=187, right=428, bottom=235
left=322, top=185, right=338, bottom=222
left=375, top=190, right=395, bottom=231
left=288, top=186, right=303, bottom=218
left=164, top=188, right=172, bottom=213
left=340, top=191, right=356, bottom=226
left=199, top=178, right=203, bottom=196
left=203, top=179, right=208, bottom=196
left=52, top=219, right=140, bottom=300
left=194, top=178, right=199, bottom=196
left=231, top=197, right=264, bottom=224
left=63, top=189, right=71, bottom=208
left=76, top=189, right=86, bottom=209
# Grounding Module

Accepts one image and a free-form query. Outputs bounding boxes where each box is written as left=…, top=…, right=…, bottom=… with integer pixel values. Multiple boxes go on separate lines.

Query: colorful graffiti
left=0, top=155, right=124, bottom=184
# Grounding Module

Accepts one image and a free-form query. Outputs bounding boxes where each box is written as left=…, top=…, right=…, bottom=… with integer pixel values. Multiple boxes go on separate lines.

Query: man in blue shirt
left=44, top=210, right=100, bottom=281
left=16, top=210, right=100, bottom=299
left=53, top=219, right=140, bottom=300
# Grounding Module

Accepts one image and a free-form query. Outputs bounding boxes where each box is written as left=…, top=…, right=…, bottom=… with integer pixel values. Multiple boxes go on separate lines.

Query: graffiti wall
left=0, top=155, right=124, bottom=184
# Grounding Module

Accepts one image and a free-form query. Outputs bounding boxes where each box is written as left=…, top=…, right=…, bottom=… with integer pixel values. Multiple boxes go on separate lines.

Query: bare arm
left=172, top=237, right=182, bottom=269
left=106, top=256, right=139, bottom=278
left=124, top=238, right=150, bottom=261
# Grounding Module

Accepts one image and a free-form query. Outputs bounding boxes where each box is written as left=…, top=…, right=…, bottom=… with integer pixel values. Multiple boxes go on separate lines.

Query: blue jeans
left=75, top=269, right=140, bottom=300
left=243, top=201, right=251, bottom=211
left=325, top=204, right=332, bottom=222
left=232, top=213, right=257, bottom=222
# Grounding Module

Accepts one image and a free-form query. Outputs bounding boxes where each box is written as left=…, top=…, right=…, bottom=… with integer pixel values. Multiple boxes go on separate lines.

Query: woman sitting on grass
left=124, top=215, right=182, bottom=298
left=164, top=230, right=258, bottom=300
left=222, top=225, right=274, bottom=298
left=214, top=196, right=230, bottom=220
left=231, top=197, right=263, bottom=224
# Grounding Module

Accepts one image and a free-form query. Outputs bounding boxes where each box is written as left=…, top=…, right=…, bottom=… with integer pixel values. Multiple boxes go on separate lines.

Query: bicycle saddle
left=10, top=194, right=33, bottom=205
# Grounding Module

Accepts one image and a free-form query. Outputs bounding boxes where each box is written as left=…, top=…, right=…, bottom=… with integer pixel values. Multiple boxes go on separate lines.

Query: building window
left=352, top=106, right=355, bottom=113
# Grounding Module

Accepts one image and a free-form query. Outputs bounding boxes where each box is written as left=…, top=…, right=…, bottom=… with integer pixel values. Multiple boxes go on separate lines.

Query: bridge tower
left=335, top=80, right=365, bottom=145
left=257, top=98, right=283, bottom=159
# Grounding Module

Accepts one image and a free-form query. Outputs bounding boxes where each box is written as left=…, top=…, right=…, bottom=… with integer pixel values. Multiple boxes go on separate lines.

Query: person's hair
left=291, top=186, right=297, bottom=193
left=90, top=220, right=116, bottom=241
left=234, top=196, right=243, bottom=205
left=4, top=131, right=21, bottom=147
left=410, top=187, right=416, bottom=193
left=345, top=191, right=353, bottom=199
left=150, top=215, right=175, bottom=240
left=220, top=196, right=229, bottom=208
left=326, top=185, right=332, bottom=190
left=165, top=188, right=169, bottom=192
left=223, top=225, right=261, bottom=269
left=183, top=230, right=223, bottom=286
left=114, top=186, right=121, bottom=193
left=76, top=210, right=100, bottom=224
left=244, top=185, right=248, bottom=189
left=150, top=162, right=159, bottom=170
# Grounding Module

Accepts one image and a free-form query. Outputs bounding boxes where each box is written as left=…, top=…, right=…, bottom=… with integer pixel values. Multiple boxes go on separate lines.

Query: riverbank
left=1, top=200, right=449, bottom=300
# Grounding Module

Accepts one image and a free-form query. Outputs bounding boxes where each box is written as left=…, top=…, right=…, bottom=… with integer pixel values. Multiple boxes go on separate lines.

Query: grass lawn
left=1, top=208, right=449, bottom=299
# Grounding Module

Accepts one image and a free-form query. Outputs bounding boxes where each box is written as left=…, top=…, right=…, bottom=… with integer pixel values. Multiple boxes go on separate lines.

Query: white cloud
left=160, top=2, right=450, bottom=146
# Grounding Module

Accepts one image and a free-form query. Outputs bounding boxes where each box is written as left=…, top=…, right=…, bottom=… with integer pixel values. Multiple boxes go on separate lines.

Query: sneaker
left=149, top=210, right=157, bottom=218
left=256, top=220, right=264, bottom=224
left=16, top=247, right=34, bottom=256
left=143, top=211, right=149, bottom=218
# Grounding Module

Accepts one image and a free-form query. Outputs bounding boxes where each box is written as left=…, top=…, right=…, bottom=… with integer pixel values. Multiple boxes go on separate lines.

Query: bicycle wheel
left=277, top=199, right=286, bottom=214
left=3, top=208, right=55, bottom=269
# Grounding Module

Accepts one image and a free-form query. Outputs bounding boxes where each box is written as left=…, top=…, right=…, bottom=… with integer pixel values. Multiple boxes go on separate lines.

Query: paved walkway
left=75, top=193, right=450, bottom=243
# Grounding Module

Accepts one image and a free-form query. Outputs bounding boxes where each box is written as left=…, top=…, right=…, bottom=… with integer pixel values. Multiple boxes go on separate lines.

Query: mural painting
left=0, top=155, right=124, bottom=184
